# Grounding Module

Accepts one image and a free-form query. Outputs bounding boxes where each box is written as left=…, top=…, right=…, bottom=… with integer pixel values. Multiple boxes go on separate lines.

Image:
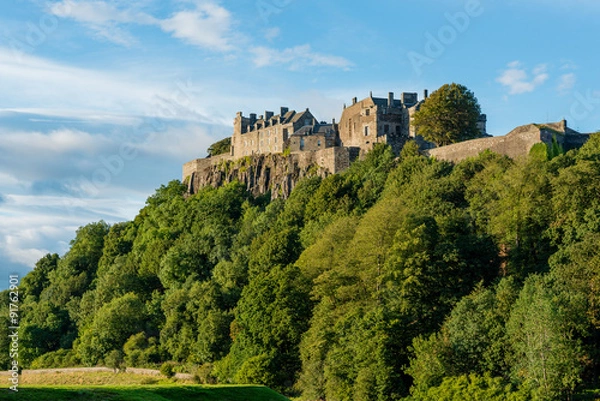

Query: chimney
left=352, top=97, right=357, bottom=105
left=388, top=92, right=394, bottom=107
left=332, top=118, right=336, bottom=125
left=280, top=106, right=289, bottom=115
left=424, top=89, right=429, bottom=99
left=265, top=111, right=274, bottom=120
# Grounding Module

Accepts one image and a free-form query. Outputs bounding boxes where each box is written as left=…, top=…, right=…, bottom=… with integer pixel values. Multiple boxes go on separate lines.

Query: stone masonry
left=183, top=90, right=591, bottom=197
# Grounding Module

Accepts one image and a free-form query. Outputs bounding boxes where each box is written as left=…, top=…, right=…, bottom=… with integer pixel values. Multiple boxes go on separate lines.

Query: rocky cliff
left=183, top=153, right=330, bottom=199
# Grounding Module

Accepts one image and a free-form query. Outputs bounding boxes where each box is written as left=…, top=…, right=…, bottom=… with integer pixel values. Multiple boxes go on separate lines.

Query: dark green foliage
left=123, top=332, right=161, bottom=367
left=105, top=349, right=126, bottom=372
left=77, top=293, right=147, bottom=365
left=207, top=137, right=232, bottom=156
left=408, top=374, right=532, bottom=401
left=21, top=253, right=59, bottom=301
left=412, top=83, right=482, bottom=146
left=17, top=138, right=600, bottom=400
left=160, top=361, right=176, bottom=378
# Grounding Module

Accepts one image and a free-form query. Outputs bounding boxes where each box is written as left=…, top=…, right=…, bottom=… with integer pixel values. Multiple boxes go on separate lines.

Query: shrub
left=160, top=362, right=176, bottom=378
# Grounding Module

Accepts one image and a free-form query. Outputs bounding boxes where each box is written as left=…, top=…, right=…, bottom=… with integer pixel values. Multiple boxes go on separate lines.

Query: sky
left=1, top=0, right=599, bottom=288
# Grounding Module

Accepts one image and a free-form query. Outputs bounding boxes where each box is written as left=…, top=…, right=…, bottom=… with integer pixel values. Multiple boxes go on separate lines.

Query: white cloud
left=251, top=44, right=353, bottom=70
left=558, top=73, right=576, bottom=94
left=0, top=48, right=223, bottom=125
left=160, top=3, right=234, bottom=51
left=50, top=1, right=156, bottom=46
left=0, top=192, right=144, bottom=268
left=137, top=124, right=220, bottom=160
left=50, top=0, right=235, bottom=51
left=560, top=60, right=578, bottom=70
left=496, top=61, right=549, bottom=95
left=0, top=129, right=113, bottom=155
left=264, top=27, right=281, bottom=41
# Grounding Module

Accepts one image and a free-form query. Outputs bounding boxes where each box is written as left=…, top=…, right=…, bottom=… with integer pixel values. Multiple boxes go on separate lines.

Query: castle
left=229, top=90, right=487, bottom=160
left=183, top=89, right=590, bottom=197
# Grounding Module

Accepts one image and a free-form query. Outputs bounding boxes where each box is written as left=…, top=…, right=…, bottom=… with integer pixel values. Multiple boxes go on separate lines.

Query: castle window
left=365, top=109, right=370, bottom=116
left=364, top=126, right=369, bottom=136
left=384, top=124, right=389, bottom=133
left=275, top=137, right=277, bottom=143
left=396, top=125, right=401, bottom=135
left=300, top=138, right=305, bottom=150
left=318, top=140, right=321, bottom=147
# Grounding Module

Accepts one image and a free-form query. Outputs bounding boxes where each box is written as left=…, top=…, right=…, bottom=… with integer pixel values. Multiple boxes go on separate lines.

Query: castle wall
left=288, top=134, right=335, bottom=152
left=426, top=124, right=544, bottom=162
left=339, top=98, right=406, bottom=155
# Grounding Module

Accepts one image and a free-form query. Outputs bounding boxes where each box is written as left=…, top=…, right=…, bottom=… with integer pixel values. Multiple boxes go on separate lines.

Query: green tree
left=21, top=253, right=59, bottom=301
left=412, top=83, right=482, bottom=146
left=207, top=137, right=232, bottom=156
left=77, top=293, right=147, bottom=365
left=507, top=275, right=583, bottom=400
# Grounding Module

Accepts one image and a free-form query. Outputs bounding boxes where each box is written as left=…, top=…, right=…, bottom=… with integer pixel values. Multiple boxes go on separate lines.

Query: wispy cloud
left=496, top=61, right=549, bottom=95
left=159, top=3, right=235, bottom=51
left=250, top=44, right=352, bottom=71
left=50, top=0, right=235, bottom=51
left=558, top=73, right=577, bottom=94
left=50, top=0, right=156, bottom=46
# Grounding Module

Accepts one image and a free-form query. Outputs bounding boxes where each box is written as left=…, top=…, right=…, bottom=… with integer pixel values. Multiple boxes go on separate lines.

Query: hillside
left=6, top=136, right=600, bottom=400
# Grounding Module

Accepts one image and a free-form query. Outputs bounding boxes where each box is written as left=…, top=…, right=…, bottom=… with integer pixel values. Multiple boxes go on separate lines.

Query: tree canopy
left=207, top=137, right=232, bottom=157
left=13, top=134, right=600, bottom=400
left=412, top=83, right=483, bottom=146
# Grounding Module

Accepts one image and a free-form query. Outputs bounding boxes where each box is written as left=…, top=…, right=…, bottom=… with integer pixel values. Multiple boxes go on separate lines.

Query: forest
left=6, top=135, right=600, bottom=401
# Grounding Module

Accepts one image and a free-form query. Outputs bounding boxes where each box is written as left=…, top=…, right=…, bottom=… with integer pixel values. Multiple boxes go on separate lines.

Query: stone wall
left=426, top=122, right=590, bottom=162
left=426, top=124, right=545, bottom=162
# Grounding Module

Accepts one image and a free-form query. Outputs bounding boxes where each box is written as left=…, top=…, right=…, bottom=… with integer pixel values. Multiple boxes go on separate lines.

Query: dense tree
left=507, top=275, right=583, bottom=400
left=15, top=137, right=600, bottom=399
left=77, top=293, right=147, bottom=365
left=20, top=253, right=59, bottom=301
left=412, top=83, right=482, bottom=146
left=207, top=137, right=232, bottom=156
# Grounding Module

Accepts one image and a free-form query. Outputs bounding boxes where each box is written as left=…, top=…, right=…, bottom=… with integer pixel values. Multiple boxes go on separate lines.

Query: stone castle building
left=183, top=89, right=590, bottom=197
left=229, top=89, right=487, bottom=160
left=229, top=90, right=462, bottom=159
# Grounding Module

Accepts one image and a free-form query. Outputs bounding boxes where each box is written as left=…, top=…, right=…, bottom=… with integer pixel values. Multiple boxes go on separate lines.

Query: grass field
left=0, top=385, right=291, bottom=401
left=0, top=371, right=291, bottom=401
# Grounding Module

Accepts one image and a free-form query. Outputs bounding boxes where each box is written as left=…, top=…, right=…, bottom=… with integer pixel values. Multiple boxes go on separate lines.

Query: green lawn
left=0, top=384, right=291, bottom=401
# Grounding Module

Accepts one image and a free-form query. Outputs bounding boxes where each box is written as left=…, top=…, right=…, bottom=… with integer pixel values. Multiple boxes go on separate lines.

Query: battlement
left=184, top=90, right=591, bottom=198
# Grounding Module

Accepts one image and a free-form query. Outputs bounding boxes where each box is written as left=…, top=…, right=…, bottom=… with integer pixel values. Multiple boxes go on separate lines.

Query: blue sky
left=1, top=0, right=599, bottom=288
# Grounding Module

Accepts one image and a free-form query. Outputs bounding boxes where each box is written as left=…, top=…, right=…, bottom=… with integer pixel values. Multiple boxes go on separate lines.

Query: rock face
left=183, top=153, right=329, bottom=199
